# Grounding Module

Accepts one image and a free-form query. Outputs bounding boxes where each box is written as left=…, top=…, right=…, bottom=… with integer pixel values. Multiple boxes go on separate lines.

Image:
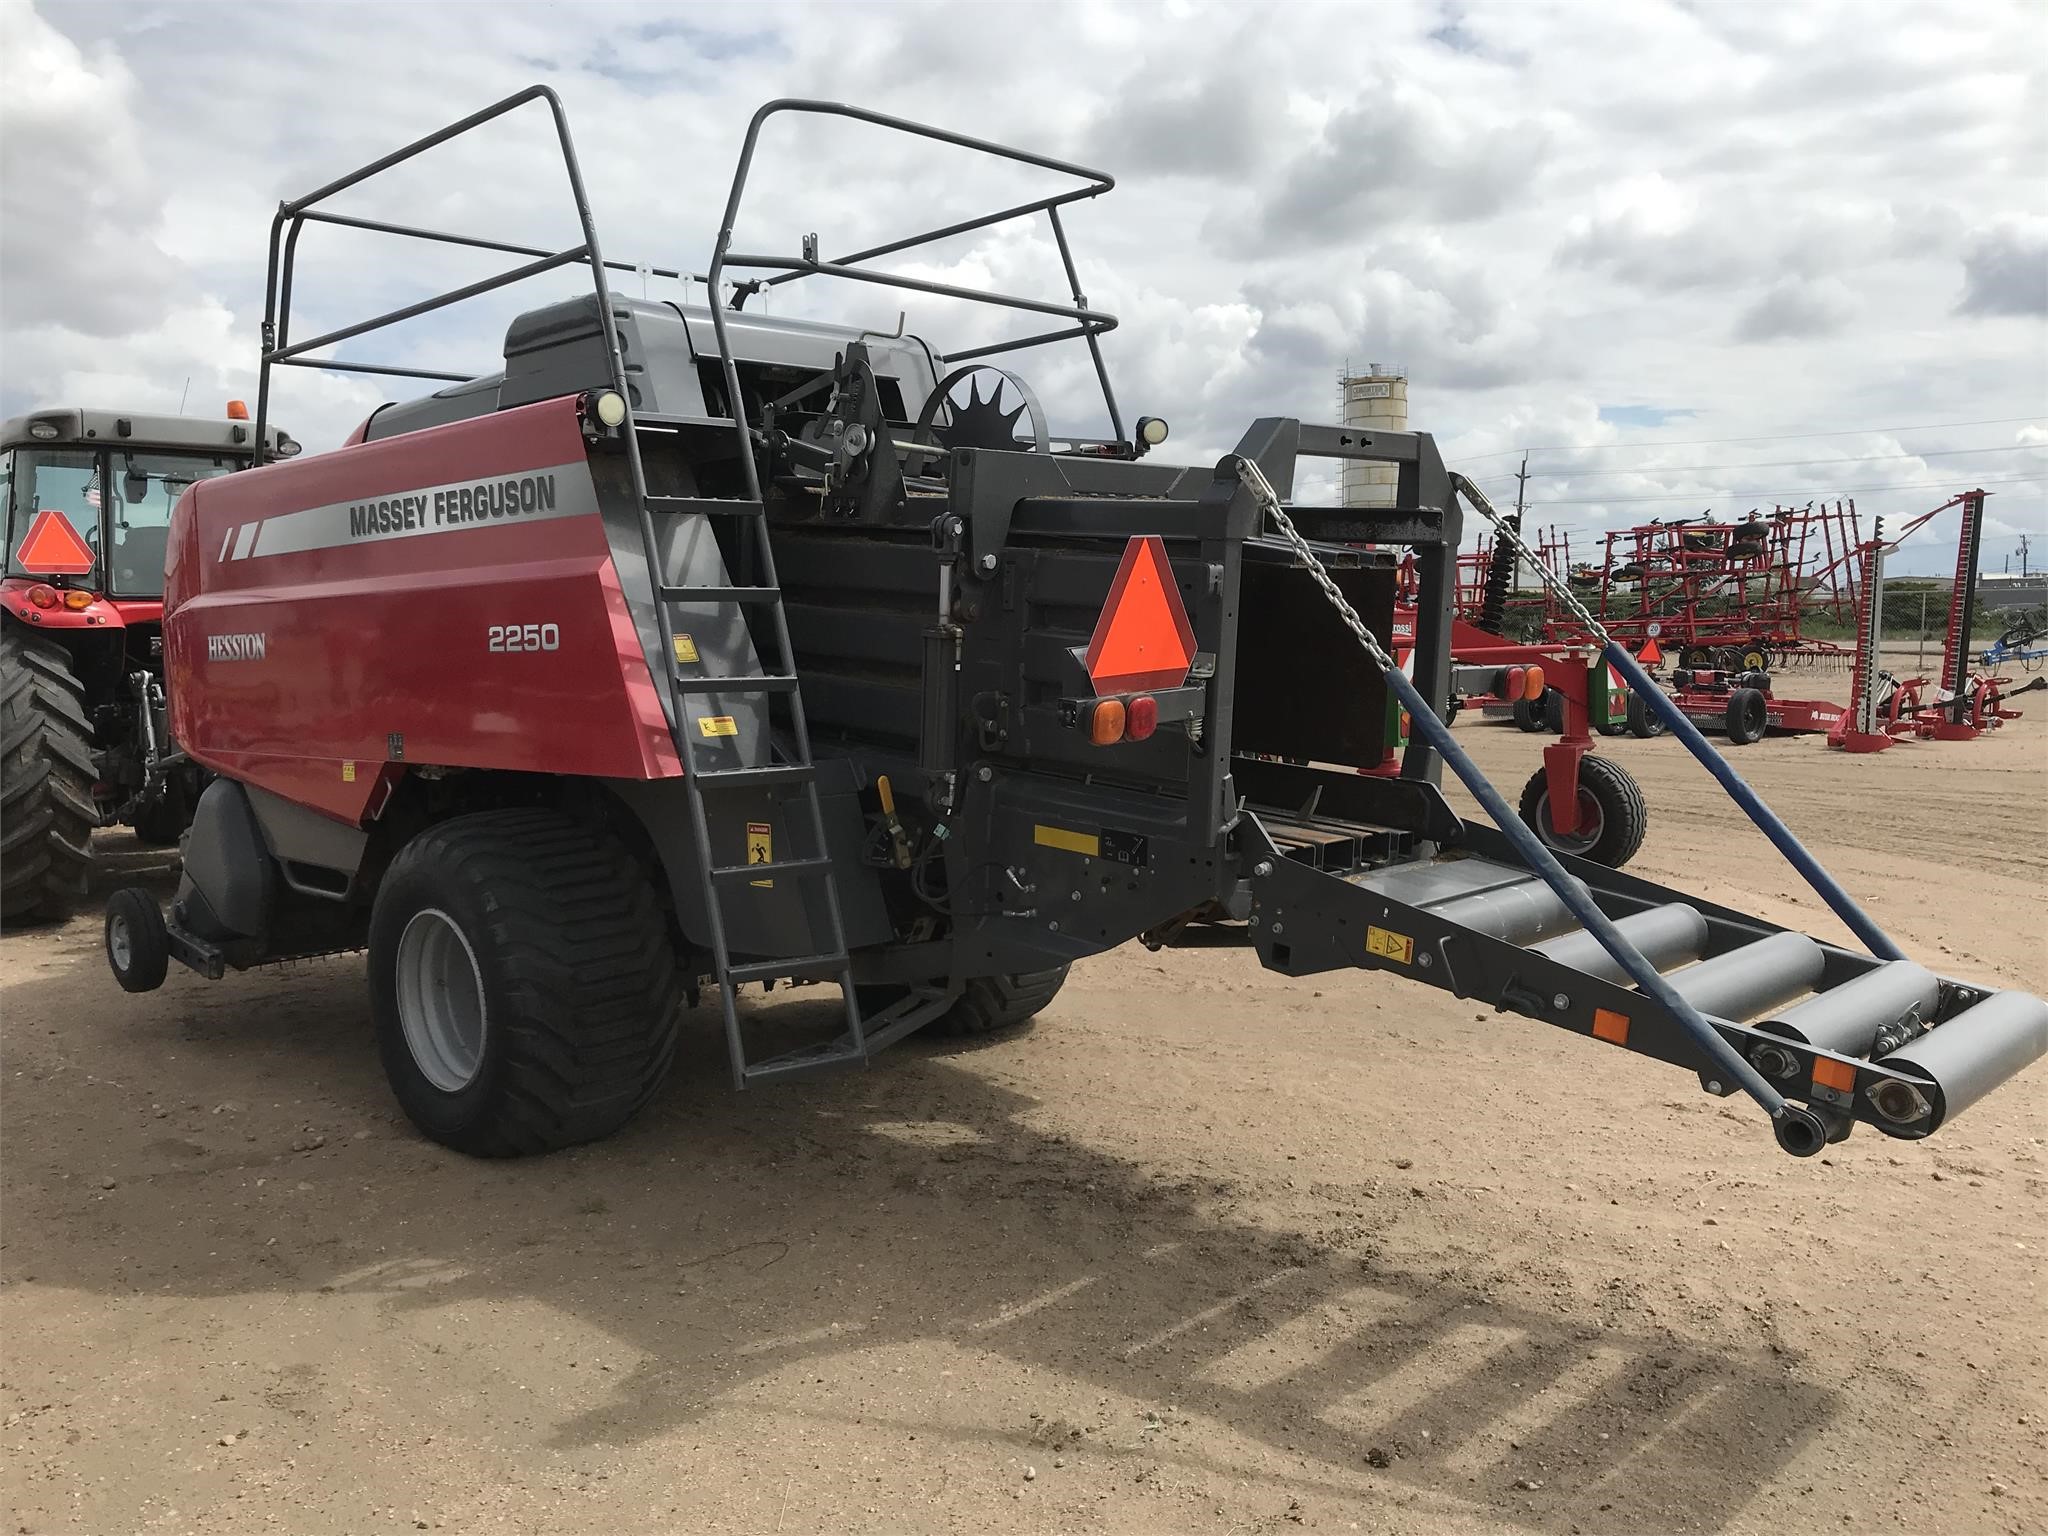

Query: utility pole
left=2020, top=532, right=2031, bottom=581
left=1513, top=454, right=1529, bottom=519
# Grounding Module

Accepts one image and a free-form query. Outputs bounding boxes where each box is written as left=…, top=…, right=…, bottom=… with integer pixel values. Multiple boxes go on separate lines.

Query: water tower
left=1338, top=364, right=1408, bottom=508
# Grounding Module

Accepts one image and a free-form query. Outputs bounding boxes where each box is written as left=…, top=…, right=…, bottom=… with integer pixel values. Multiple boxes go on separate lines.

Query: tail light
left=1088, top=698, right=1127, bottom=745
left=27, top=585, right=58, bottom=609
left=1524, top=665, right=1547, bottom=700
left=1494, top=665, right=1525, bottom=700
left=63, top=590, right=92, bottom=611
left=1125, top=694, right=1158, bottom=741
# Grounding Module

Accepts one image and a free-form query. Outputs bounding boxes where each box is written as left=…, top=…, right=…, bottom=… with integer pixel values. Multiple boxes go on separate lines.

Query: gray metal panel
left=358, top=374, right=504, bottom=442
left=244, top=782, right=369, bottom=875
left=176, top=779, right=278, bottom=939
left=1353, top=854, right=1525, bottom=907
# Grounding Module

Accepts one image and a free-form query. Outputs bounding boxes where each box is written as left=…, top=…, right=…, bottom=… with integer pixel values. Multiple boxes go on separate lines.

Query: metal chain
left=1234, top=458, right=1401, bottom=675
left=1446, top=473, right=1617, bottom=650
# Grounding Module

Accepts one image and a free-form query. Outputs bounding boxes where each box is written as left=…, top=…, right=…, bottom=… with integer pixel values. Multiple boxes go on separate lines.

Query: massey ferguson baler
left=106, top=89, right=2045, bottom=1161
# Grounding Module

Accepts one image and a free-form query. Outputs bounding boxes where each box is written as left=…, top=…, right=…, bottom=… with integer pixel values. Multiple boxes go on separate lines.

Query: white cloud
left=0, top=0, right=2041, bottom=561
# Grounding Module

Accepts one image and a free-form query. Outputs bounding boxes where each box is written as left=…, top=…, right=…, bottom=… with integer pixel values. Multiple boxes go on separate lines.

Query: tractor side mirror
left=123, top=470, right=151, bottom=505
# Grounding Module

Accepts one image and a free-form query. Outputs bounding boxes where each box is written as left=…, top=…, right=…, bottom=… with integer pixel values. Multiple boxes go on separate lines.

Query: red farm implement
left=1540, top=503, right=1861, bottom=671
left=1832, top=492, right=2042, bottom=752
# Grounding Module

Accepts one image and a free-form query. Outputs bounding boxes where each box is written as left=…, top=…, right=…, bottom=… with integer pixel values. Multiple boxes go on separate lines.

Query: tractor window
left=105, top=451, right=237, bottom=598
left=4, top=449, right=99, bottom=584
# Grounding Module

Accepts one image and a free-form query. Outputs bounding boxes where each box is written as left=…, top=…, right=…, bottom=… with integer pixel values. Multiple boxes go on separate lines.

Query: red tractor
left=1, top=406, right=298, bottom=921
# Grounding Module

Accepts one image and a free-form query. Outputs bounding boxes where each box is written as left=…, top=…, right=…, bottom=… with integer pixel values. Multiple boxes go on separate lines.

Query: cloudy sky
left=3, top=0, right=2043, bottom=574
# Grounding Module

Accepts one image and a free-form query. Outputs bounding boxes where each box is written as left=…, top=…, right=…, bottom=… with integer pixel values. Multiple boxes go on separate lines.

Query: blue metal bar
left=1374, top=659, right=1795, bottom=1124
left=1600, top=641, right=1908, bottom=962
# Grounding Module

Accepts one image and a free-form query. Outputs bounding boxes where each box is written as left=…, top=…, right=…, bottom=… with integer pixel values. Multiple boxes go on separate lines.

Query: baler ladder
left=622, top=429, right=868, bottom=1090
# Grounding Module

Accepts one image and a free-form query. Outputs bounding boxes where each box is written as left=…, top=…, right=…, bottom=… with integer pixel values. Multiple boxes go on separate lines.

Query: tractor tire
left=1, top=626, right=100, bottom=926
left=1724, top=686, right=1769, bottom=745
left=368, top=808, right=681, bottom=1157
left=1517, top=754, right=1648, bottom=869
left=105, top=886, right=170, bottom=993
left=1627, top=690, right=1668, bottom=738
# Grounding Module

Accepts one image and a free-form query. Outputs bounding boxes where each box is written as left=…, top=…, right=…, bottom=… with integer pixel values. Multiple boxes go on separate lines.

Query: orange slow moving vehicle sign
left=12, top=509, right=96, bottom=576
left=1084, top=535, right=1197, bottom=693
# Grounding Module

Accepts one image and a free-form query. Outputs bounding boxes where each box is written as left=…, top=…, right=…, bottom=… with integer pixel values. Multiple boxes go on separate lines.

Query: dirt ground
left=4, top=654, right=2044, bottom=1536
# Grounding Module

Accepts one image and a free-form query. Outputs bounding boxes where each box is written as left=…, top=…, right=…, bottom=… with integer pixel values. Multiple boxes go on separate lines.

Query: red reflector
left=27, top=584, right=59, bottom=609
left=1089, top=698, right=1127, bottom=745
left=13, top=509, right=95, bottom=576
left=1126, top=694, right=1158, bottom=741
left=1503, top=665, right=1525, bottom=700
left=1084, top=535, right=1197, bottom=693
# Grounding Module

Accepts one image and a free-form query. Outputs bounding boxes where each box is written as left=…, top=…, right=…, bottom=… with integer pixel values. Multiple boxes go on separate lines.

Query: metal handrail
left=701, top=98, right=1128, bottom=502
left=255, top=85, right=638, bottom=459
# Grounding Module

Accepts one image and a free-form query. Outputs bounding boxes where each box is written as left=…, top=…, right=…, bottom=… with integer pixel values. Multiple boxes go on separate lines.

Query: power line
left=1517, top=472, right=2046, bottom=507
left=1525, top=444, right=2041, bottom=478
left=1455, top=413, right=2045, bottom=461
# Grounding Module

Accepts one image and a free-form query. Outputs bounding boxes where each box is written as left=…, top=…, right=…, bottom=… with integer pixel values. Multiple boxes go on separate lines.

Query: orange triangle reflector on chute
left=13, top=509, right=95, bottom=575
left=1084, top=535, right=1197, bottom=693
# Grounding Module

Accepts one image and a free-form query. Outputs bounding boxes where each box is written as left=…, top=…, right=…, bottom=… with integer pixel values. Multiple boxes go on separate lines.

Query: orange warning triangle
left=13, top=509, right=95, bottom=576
left=1638, top=638, right=1663, bottom=666
left=1084, top=535, right=1197, bottom=693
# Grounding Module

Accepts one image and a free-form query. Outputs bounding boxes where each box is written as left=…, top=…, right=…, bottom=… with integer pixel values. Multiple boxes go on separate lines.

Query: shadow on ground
left=2, top=942, right=1836, bottom=1533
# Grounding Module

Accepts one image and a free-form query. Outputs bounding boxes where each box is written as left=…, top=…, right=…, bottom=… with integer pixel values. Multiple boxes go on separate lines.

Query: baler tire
left=1517, top=754, right=1648, bottom=869
left=1541, top=687, right=1566, bottom=734
left=940, top=966, right=1070, bottom=1037
left=1626, top=690, right=1668, bottom=738
left=860, top=965, right=1070, bottom=1043
left=1510, top=697, right=1544, bottom=732
left=0, top=625, right=100, bottom=927
left=368, top=809, right=682, bottom=1158
left=1724, top=687, right=1769, bottom=745
left=105, top=886, right=170, bottom=993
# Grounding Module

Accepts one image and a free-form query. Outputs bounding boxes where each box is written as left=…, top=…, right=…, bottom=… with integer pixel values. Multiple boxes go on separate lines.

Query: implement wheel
left=1724, top=686, right=1769, bottom=745
left=1626, top=690, right=1668, bottom=738
left=1517, top=755, right=1648, bottom=869
left=0, top=625, right=99, bottom=926
left=369, top=809, right=681, bottom=1157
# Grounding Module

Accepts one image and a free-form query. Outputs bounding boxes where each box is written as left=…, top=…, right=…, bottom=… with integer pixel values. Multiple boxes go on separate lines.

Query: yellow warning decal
left=697, top=714, right=738, bottom=738
left=341, top=760, right=357, bottom=783
left=1033, top=823, right=1100, bottom=857
left=1366, top=925, right=1413, bottom=964
left=746, top=821, right=774, bottom=888
left=672, top=633, right=699, bottom=664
